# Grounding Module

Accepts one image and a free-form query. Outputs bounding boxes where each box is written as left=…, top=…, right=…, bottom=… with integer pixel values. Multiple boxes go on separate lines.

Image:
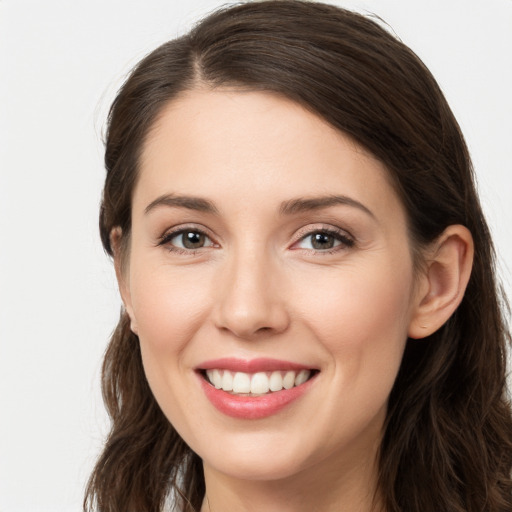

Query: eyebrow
left=279, top=195, right=375, bottom=218
left=144, top=194, right=219, bottom=215
left=144, top=193, right=374, bottom=218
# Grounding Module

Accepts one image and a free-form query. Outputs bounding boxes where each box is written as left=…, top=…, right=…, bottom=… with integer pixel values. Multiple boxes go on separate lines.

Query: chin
left=204, top=451, right=310, bottom=482
left=193, top=426, right=329, bottom=483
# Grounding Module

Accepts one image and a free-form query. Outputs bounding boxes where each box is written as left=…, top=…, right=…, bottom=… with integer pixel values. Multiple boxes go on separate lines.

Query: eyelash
left=157, top=226, right=216, bottom=255
left=292, top=227, right=355, bottom=254
left=157, top=225, right=355, bottom=255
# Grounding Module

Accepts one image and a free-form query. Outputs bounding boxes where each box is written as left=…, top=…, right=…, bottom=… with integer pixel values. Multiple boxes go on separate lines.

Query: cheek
left=128, top=262, right=216, bottom=433
left=295, top=260, right=413, bottom=383
left=129, top=262, right=214, bottom=355
left=285, top=262, right=414, bottom=450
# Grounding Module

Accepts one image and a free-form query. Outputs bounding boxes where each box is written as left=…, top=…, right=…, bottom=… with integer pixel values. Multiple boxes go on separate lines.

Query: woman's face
left=120, top=89, right=423, bottom=482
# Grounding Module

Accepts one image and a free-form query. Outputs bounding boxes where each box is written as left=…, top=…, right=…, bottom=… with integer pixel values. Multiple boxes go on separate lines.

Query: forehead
left=135, top=88, right=404, bottom=223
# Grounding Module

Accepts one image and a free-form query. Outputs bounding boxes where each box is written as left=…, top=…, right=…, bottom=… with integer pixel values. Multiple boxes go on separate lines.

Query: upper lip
left=197, top=357, right=316, bottom=373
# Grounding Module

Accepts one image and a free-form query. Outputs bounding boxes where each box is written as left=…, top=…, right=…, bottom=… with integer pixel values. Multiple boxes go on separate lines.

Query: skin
left=115, top=89, right=474, bottom=512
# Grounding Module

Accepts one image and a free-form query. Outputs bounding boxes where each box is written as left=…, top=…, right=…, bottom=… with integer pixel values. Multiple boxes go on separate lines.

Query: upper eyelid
left=289, top=225, right=355, bottom=253
left=160, top=223, right=213, bottom=237
left=292, top=223, right=354, bottom=241
left=156, top=223, right=354, bottom=248
left=158, top=224, right=217, bottom=246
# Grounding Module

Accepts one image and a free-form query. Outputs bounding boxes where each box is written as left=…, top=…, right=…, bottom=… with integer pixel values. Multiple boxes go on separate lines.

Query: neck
left=201, top=443, right=384, bottom=512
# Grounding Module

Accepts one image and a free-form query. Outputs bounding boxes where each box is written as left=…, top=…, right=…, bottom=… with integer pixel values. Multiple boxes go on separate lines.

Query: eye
left=159, top=229, right=215, bottom=251
left=294, top=229, right=354, bottom=251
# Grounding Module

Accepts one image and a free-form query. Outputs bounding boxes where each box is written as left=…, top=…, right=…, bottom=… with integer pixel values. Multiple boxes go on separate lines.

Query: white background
left=1, top=1, right=511, bottom=510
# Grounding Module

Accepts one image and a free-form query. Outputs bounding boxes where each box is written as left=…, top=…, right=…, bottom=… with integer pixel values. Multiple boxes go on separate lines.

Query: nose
left=213, top=248, right=290, bottom=340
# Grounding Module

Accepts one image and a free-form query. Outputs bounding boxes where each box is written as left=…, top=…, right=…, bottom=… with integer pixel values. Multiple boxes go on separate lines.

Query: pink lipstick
left=197, top=358, right=317, bottom=419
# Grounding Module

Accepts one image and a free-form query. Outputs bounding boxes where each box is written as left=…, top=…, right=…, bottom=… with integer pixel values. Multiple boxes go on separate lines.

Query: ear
left=408, top=225, right=474, bottom=339
left=110, top=227, right=139, bottom=335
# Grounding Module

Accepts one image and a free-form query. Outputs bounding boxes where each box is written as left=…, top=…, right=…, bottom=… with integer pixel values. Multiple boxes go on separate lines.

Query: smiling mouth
left=201, top=369, right=318, bottom=396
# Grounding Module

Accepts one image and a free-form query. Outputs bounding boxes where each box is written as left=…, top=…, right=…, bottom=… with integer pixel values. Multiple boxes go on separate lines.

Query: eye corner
left=290, top=225, right=355, bottom=253
left=157, top=225, right=219, bottom=254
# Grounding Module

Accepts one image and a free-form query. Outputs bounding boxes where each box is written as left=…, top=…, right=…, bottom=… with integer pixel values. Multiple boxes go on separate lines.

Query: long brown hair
left=85, top=2, right=512, bottom=511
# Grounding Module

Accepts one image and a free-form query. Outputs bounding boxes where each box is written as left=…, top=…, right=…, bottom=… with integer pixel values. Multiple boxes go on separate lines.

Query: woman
left=85, top=1, right=512, bottom=511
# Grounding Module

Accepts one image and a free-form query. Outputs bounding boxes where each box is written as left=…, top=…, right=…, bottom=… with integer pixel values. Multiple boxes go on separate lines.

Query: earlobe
left=110, top=227, right=139, bottom=335
left=408, top=225, right=474, bottom=339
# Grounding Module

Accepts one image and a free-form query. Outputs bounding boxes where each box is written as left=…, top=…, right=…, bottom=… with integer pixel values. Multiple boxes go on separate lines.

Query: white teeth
left=205, top=369, right=313, bottom=395
left=221, top=370, right=233, bottom=391
left=251, top=372, right=270, bottom=394
left=214, top=369, right=223, bottom=388
left=232, top=372, right=251, bottom=393
left=295, top=369, right=310, bottom=386
left=269, top=371, right=283, bottom=392
left=283, top=371, right=295, bottom=390
left=206, top=369, right=223, bottom=389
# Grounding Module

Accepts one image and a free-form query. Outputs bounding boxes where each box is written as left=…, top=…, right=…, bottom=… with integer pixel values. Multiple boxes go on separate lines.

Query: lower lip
left=198, top=373, right=316, bottom=419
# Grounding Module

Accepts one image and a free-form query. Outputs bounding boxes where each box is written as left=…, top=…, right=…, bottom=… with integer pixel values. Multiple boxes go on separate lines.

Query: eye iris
left=182, top=231, right=205, bottom=249
left=311, top=232, right=335, bottom=249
